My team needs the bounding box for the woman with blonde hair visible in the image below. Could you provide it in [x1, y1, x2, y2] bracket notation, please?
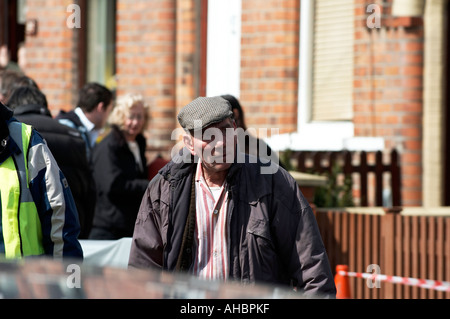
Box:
[89, 93, 151, 239]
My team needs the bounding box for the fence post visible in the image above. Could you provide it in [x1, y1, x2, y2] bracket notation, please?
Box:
[343, 151, 352, 175]
[390, 149, 401, 207]
[360, 151, 368, 206]
[291, 148, 401, 209]
[313, 152, 322, 173]
[381, 207, 402, 298]
[375, 151, 383, 206]
[297, 152, 306, 172]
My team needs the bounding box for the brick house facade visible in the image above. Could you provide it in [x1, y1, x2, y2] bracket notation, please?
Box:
[1, 0, 448, 207]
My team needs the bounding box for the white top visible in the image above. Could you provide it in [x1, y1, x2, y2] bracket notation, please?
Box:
[209, 186, 222, 202]
[128, 140, 143, 172]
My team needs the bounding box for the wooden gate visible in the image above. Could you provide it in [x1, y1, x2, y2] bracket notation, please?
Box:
[290, 149, 401, 207]
[315, 207, 450, 299]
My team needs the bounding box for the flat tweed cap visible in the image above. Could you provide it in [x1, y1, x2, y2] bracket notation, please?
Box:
[177, 96, 233, 131]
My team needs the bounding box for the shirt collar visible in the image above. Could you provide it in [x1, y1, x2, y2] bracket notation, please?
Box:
[194, 159, 227, 189]
[74, 107, 95, 132]
[195, 159, 204, 183]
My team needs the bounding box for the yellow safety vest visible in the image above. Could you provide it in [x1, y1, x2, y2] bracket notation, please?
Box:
[0, 121, 44, 258]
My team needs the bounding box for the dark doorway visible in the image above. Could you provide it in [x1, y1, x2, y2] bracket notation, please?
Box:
[1, 0, 25, 63]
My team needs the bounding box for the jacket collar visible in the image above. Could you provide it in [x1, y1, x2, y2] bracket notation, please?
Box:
[12, 104, 52, 117]
[0, 102, 13, 123]
[56, 109, 84, 128]
[0, 103, 13, 160]
[109, 124, 146, 149]
[0, 112, 20, 165]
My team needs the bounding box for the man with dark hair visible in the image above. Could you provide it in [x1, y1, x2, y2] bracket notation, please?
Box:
[56, 82, 114, 159]
[7, 85, 47, 108]
[0, 70, 21, 103]
[0, 70, 39, 104]
[7, 86, 96, 239]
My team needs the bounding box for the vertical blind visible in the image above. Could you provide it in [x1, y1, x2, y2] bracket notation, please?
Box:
[312, 0, 354, 121]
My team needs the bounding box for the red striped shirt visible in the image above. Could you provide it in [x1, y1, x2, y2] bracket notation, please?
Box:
[191, 162, 229, 280]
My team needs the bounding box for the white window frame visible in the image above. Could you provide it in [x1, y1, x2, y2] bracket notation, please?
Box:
[297, 0, 354, 150]
[206, 0, 241, 98]
[267, 0, 383, 152]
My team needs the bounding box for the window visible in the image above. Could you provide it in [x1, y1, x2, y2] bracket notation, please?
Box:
[311, 0, 354, 121]
[86, 0, 116, 89]
[267, 0, 384, 151]
[289, 0, 355, 150]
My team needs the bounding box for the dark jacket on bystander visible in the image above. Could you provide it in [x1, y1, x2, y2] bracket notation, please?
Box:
[90, 124, 149, 239]
[13, 103, 96, 239]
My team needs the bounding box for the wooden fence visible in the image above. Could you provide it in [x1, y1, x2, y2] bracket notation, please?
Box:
[289, 149, 401, 207]
[315, 207, 450, 299]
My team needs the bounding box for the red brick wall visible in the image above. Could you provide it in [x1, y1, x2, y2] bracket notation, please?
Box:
[116, 0, 177, 157]
[354, 0, 423, 206]
[22, 0, 199, 160]
[17, 0, 425, 206]
[174, 0, 201, 122]
[240, 0, 299, 135]
[116, 0, 201, 159]
[24, 0, 78, 114]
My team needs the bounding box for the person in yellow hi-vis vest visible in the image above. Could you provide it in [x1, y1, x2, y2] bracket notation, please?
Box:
[0, 102, 83, 259]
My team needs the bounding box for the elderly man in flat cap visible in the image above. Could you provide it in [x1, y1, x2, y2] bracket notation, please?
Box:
[128, 96, 336, 298]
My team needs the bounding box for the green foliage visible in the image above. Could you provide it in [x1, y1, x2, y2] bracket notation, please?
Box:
[312, 162, 354, 208]
[281, 150, 354, 208]
[280, 149, 294, 171]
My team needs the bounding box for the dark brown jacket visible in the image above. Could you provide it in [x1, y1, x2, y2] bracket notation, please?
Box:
[129, 149, 336, 297]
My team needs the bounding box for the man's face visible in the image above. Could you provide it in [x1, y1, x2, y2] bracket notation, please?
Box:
[184, 118, 237, 173]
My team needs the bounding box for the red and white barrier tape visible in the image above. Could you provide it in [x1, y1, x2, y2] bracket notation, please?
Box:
[338, 270, 450, 292]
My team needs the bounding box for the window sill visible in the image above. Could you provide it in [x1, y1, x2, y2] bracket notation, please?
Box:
[266, 122, 384, 152]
